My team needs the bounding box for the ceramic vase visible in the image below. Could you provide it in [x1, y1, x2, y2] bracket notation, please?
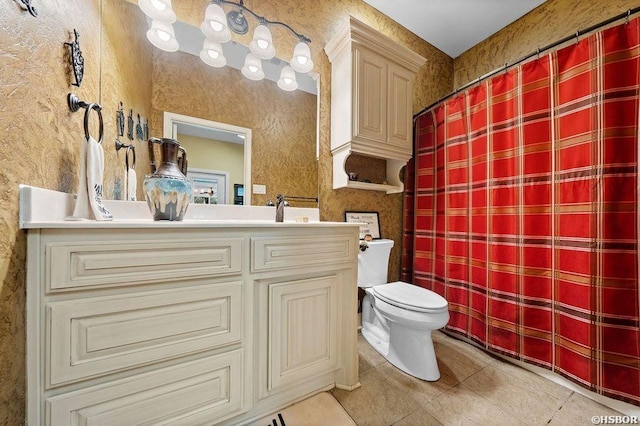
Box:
[143, 137, 192, 221]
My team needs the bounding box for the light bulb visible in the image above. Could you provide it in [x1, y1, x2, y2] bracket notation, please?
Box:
[157, 29, 170, 42]
[290, 42, 313, 73]
[249, 25, 275, 60]
[199, 38, 226, 68]
[242, 53, 264, 81]
[146, 19, 178, 52]
[201, 4, 231, 43]
[277, 66, 298, 91]
[139, 0, 176, 23]
[149, 0, 167, 11]
[210, 21, 223, 32]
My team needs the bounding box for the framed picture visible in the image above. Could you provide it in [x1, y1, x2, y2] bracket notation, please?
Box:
[344, 211, 381, 240]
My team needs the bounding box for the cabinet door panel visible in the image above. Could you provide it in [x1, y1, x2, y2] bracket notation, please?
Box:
[355, 47, 387, 142]
[47, 281, 242, 387]
[47, 350, 243, 426]
[387, 63, 413, 148]
[268, 275, 338, 392]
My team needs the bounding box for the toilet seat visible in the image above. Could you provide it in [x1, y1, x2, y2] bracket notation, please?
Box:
[371, 281, 448, 313]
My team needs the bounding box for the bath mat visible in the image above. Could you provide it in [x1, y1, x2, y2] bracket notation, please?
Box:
[248, 392, 356, 426]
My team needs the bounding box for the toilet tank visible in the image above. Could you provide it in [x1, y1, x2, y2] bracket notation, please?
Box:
[358, 239, 394, 288]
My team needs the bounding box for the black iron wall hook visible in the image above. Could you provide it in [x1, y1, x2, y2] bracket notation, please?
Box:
[68, 93, 104, 144]
[16, 0, 37, 17]
[64, 29, 84, 87]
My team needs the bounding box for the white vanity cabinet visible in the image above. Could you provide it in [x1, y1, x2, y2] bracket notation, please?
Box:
[325, 15, 426, 193]
[25, 223, 359, 425]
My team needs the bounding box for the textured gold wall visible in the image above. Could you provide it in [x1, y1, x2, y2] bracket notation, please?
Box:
[454, 0, 640, 88]
[0, 0, 451, 421]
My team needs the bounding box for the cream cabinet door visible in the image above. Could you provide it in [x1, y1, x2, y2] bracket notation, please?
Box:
[354, 47, 387, 143]
[387, 62, 414, 149]
[267, 275, 338, 392]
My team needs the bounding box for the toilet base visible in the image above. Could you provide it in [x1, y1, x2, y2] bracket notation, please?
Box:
[361, 293, 446, 382]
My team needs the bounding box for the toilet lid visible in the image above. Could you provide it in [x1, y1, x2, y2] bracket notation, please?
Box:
[372, 281, 448, 312]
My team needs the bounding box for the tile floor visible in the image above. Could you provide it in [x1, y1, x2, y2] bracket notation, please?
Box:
[331, 331, 624, 426]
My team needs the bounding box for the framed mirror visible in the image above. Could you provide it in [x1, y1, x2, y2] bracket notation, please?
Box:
[101, 0, 319, 206]
[163, 112, 252, 205]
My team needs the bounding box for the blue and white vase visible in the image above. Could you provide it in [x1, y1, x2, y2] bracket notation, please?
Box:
[144, 138, 192, 221]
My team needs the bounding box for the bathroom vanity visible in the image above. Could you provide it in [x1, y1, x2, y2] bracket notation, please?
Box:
[20, 186, 360, 425]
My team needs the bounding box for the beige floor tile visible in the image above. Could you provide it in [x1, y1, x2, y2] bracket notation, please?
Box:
[424, 384, 528, 426]
[332, 366, 420, 426]
[492, 357, 573, 402]
[433, 340, 494, 382]
[376, 361, 457, 405]
[359, 353, 374, 374]
[248, 392, 355, 426]
[392, 408, 443, 426]
[357, 333, 387, 367]
[548, 392, 624, 425]
[435, 332, 497, 366]
[461, 364, 567, 425]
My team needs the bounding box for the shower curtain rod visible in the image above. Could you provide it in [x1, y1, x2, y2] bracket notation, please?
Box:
[414, 6, 640, 120]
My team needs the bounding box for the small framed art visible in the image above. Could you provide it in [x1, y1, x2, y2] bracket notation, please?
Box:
[344, 211, 381, 240]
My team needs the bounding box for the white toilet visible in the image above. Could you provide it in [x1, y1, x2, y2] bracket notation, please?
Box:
[359, 239, 449, 381]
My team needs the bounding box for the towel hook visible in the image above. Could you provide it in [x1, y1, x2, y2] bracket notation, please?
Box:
[68, 93, 104, 144]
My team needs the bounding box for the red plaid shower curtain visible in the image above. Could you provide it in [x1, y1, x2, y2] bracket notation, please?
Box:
[405, 17, 640, 405]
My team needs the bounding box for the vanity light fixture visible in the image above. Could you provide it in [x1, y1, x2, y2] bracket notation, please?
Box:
[146, 19, 179, 52]
[277, 66, 298, 91]
[200, 0, 312, 85]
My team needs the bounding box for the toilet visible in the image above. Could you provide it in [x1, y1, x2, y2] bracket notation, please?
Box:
[359, 239, 449, 381]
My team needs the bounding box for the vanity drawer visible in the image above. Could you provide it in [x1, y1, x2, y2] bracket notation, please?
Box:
[45, 238, 243, 291]
[47, 349, 244, 426]
[251, 234, 356, 272]
[47, 281, 242, 388]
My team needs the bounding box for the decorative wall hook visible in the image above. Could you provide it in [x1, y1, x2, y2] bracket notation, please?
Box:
[127, 109, 134, 140]
[136, 114, 144, 140]
[64, 29, 84, 87]
[16, 0, 37, 17]
[116, 102, 125, 137]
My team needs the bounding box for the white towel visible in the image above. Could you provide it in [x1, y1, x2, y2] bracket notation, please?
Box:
[126, 167, 137, 201]
[71, 136, 113, 221]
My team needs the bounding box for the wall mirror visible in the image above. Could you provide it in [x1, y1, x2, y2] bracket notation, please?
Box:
[102, 0, 319, 207]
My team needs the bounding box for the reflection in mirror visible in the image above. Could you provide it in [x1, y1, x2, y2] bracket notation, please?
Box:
[163, 112, 252, 205]
[102, 1, 319, 206]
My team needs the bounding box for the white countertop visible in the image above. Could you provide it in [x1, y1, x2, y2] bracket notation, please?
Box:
[19, 185, 359, 230]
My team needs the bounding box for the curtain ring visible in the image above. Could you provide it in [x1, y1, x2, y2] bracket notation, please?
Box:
[536, 48, 540, 60]
[627, 9, 631, 25]
[575, 31, 580, 44]
[83, 103, 104, 144]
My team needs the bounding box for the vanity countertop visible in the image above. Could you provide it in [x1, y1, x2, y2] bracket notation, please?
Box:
[19, 185, 359, 230]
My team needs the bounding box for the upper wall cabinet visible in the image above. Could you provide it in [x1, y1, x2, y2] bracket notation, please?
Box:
[325, 16, 426, 193]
